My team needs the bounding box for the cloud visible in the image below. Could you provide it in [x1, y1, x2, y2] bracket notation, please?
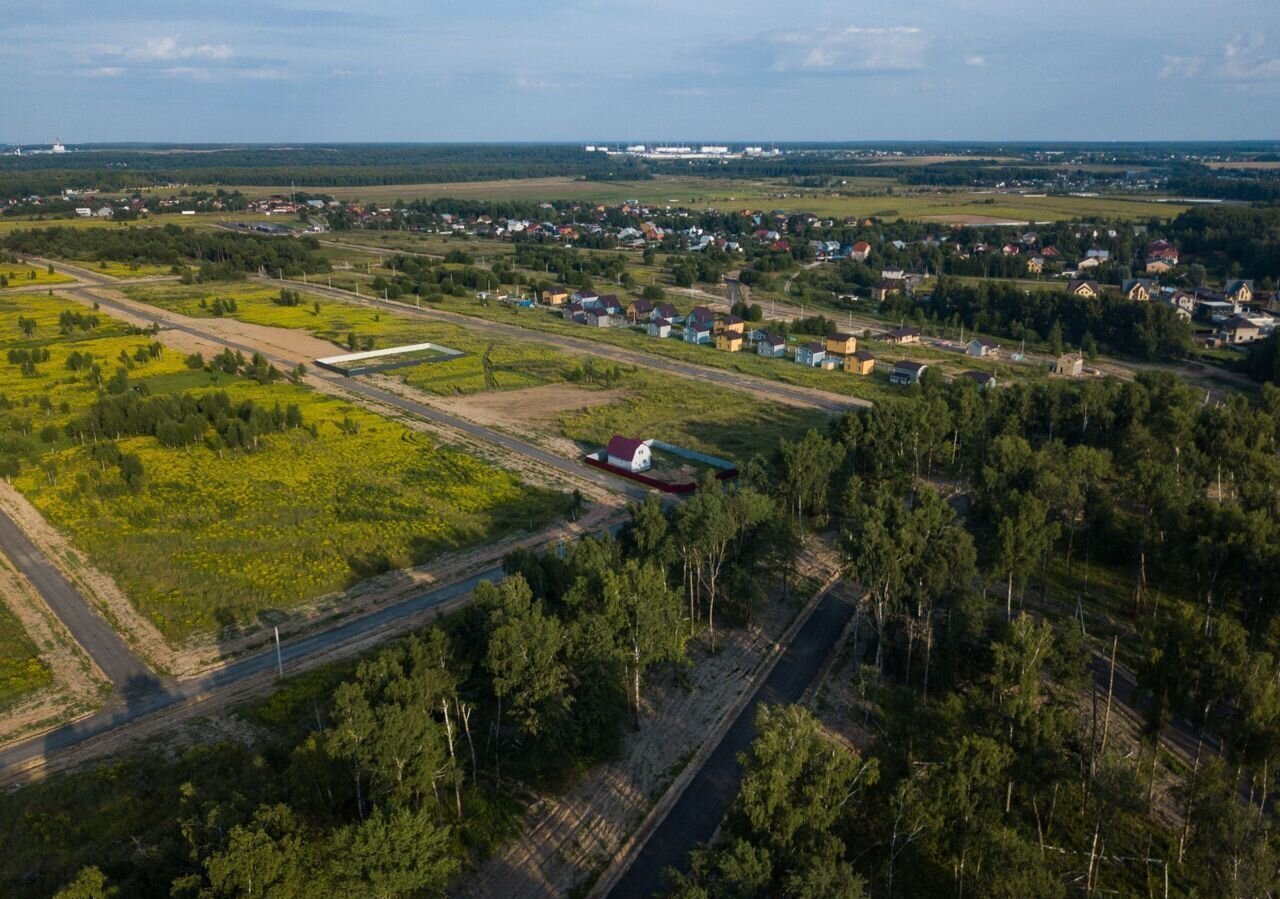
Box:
[160, 65, 287, 82]
[771, 25, 928, 73]
[965, 55, 987, 67]
[1221, 31, 1280, 81]
[665, 87, 709, 98]
[1159, 55, 1202, 79]
[80, 66, 126, 78]
[511, 75, 559, 91]
[130, 36, 233, 62]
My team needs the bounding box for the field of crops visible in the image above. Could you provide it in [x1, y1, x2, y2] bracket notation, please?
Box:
[0, 601, 51, 711]
[0, 293, 569, 643]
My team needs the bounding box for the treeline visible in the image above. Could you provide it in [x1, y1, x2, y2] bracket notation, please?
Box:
[672, 369, 1280, 897]
[1166, 204, 1280, 281]
[1, 225, 330, 279]
[69, 390, 304, 452]
[887, 275, 1194, 360]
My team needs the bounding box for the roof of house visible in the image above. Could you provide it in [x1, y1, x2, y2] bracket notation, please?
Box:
[656, 303, 678, 316]
[762, 333, 786, 346]
[801, 341, 825, 353]
[688, 306, 714, 322]
[606, 436, 647, 462]
[887, 327, 920, 339]
[893, 360, 927, 373]
[970, 337, 999, 349]
[959, 370, 994, 385]
[629, 298, 655, 312]
[852, 240, 872, 251]
[721, 315, 744, 326]
[852, 349, 876, 361]
[828, 331, 857, 342]
[1226, 279, 1255, 294]
[651, 318, 671, 328]
[1068, 279, 1100, 293]
[1122, 278, 1152, 293]
[686, 319, 711, 332]
[1221, 315, 1260, 331]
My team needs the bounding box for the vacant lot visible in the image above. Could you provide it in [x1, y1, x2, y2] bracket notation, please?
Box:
[0, 293, 569, 643]
[0, 267, 75, 289]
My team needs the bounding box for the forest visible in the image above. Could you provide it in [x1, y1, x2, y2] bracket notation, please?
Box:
[1, 225, 330, 279]
[5, 368, 1280, 897]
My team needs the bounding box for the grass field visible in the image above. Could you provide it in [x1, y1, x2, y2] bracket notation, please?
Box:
[0, 293, 570, 643]
[0, 267, 75, 289]
[0, 602, 52, 711]
[205, 176, 1187, 222]
[0, 212, 282, 236]
[84, 260, 177, 279]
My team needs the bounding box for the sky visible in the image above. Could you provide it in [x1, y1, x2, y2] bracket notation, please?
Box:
[4, 0, 1280, 143]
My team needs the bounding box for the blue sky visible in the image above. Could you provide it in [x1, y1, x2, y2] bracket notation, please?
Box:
[4, 0, 1280, 143]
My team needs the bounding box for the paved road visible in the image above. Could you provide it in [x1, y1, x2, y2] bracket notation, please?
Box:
[605, 587, 858, 899]
[266, 277, 866, 415]
[0, 511, 157, 690]
[0, 558, 502, 777]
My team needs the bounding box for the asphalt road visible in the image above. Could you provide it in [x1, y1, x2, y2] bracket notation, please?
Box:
[605, 587, 857, 899]
[268, 277, 866, 415]
[0, 510, 157, 690]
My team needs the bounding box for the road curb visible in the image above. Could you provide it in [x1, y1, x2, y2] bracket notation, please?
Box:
[586, 569, 842, 899]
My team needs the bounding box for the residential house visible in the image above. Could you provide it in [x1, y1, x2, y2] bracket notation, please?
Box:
[967, 337, 999, 358]
[957, 370, 996, 391]
[606, 436, 651, 473]
[757, 333, 787, 357]
[1086, 247, 1110, 261]
[1051, 353, 1085, 377]
[586, 309, 611, 328]
[794, 342, 826, 367]
[1067, 279, 1101, 299]
[716, 331, 744, 352]
[1002, 243, 1021, 256]
[1076, 256, 1102, 271]
[889, 360, 928, 386]
[684, 319, 712, 345]
[597, 294, 624, 316]
[1026, 256, 1045, 275]
[1122, 278, 1153, 303]
[626, 298, 655, 322]
[850, 240, 872, 262]
[654, 302, 681, 323]
[872, 279, 899, 302]
[825, 332, 858, 356]
[1225, 280, 1255, 305]
[717, 315, 745, 336]
[648, 318, 672, 339]
[687, 306, 715, 330]
[541, 287, 569, 306]
[1217, 315, 1261, 345]
[881, 267, 906, 281]
[884, 327, 921, 345]
[846, 350, 876, 375]
[562, 302, 586, 323]
[1145, 258, 1176, 275]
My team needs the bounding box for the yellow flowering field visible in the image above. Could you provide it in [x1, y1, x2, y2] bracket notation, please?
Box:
[0, 267, 75, 289]
[0, 293, 569, 643]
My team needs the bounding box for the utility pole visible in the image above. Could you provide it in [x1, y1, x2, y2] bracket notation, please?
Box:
[274, 626, 284, 680]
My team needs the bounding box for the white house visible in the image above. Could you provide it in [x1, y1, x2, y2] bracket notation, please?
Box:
[606, 436, 651, 472]
[648, 318, 672, 339]
[757, 333, 787, 357]
[967, 338, 999, 358]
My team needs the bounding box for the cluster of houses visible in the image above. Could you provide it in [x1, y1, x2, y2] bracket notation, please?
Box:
[1064, 274, 1273, 345]
[541, 287, 1002, 389]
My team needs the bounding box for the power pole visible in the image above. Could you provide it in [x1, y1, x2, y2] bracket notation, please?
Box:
[274, 626, 284, 680]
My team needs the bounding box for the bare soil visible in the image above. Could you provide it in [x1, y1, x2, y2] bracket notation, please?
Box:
[0, 556, 107, 748]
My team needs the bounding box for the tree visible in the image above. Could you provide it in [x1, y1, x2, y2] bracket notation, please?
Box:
[53, 868, 119, 899]
[198, 804, 308, 899]
[778, 428, 845, 526]
[484, 575, 571, 769]
[993, 492, 1058, 621]
[325, 805, 458, 899]
[603, 561, 687, 726]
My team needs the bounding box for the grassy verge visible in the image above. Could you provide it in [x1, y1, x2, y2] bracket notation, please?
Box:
[0, 602, 52, 710]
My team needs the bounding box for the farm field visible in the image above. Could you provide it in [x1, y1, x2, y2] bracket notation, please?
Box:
[0, 292, 570, 643]
[0, 601, 51, 711]
[209, 175, 1185, 222]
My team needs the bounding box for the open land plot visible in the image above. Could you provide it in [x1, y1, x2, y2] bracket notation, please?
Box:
[0, 267, 75, 289]
[122, 282, 583, 395]
[0, 292, 570, 644]
[120, 281, 833, 461]
[0, 212, 283, 236]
